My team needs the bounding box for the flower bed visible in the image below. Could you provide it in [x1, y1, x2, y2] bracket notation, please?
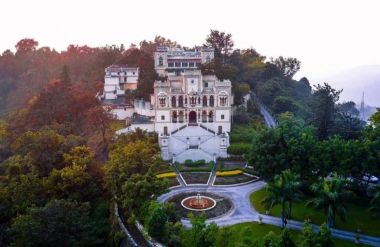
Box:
[216, 169, 243, 177]
[156, 172, 177, 179]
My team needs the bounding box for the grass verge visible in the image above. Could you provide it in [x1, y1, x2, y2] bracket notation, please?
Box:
[250, 188, 380, 237]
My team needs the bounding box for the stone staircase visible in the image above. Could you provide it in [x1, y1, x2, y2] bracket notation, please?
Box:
[169, 125, 221, 162]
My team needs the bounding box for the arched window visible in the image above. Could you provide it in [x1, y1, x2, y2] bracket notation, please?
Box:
[202, 96, 207, 106]
[159, 96, 166, 107]
[190, 97, 196, 105]
[158, 56, 163, 66]
[178, 95, 183, 107]
[219, 96, 228, 106]
[184, 97, 187, 105]
[178, 111, 184, 123]
[198, 97, 201, 104]
[172, 111, 177, 123]
[171, 96, 176, 107]
[208, 111, 213, 122]
[206, 55, 211, 63]
[209, 95, 214, 107]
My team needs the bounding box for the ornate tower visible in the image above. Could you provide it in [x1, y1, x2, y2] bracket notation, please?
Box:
[360, 92, 365, 121]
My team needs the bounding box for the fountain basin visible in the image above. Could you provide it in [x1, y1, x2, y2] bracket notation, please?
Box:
[181, 194, 216, 211]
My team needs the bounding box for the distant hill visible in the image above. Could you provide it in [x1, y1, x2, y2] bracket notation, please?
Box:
[316, 65, 380, 107]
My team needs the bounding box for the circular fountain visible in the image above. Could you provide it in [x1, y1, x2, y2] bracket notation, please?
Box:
[181, 193, 216, 211]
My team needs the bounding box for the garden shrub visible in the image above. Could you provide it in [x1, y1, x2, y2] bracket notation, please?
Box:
[156, 172, 177, 179]
[228, 142, 251, 155]
[183, 159, 205, 167]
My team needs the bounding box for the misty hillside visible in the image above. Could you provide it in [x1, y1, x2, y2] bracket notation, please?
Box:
[319, 64, 380, 107]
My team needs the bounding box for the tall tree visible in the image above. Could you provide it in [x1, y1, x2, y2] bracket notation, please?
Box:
[137, 51, 157, 100]
[15, 38, 38, 55]
[271, 56, 301, 78]
[262, 170, 302, 227]
[11, 130, 66, 177]
[205, 30, 234, 63]
[309, 83, 342, 139]
[337, 101, 360, 117]
[10, 199, 100, 247]
[307, 174, 352, 228]
[60, 65, 71, 86]
[85, 106, 112, 146]
[180, 214, 218, 247]
[248, 127, 290, 180]
[369, 108, 380, 126]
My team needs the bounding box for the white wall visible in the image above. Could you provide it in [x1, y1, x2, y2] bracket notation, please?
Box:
[116, 123, 155, 135]
[105, 77, 119, 85]
[186, 77, 200, 92]
[216, 109, 230, 122]
[155, 110, 171, 123]
[112, 108, 134, 120]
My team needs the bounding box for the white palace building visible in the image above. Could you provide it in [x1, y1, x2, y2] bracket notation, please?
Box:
[114, 46, 233, 162]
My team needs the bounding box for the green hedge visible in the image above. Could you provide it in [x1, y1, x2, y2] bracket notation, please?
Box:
[227, 142, 251, 155]
[175, 160, 215, 172]
[230, 125, 256, 143]
[183, 159, 209, 167]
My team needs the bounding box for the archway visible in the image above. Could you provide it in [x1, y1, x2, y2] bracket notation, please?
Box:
[189, 111, 197, 123]
[178, 111, 184, 123]
[202, 110, 207, 122]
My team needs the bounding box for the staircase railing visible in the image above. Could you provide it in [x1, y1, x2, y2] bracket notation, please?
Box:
[199, 124, 215, 134]
[171, 124, 187, 135]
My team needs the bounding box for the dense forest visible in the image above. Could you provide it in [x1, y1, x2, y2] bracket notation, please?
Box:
[0, 31, 379, 246]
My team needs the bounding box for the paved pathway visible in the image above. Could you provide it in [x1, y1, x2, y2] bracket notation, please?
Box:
[158, 181, 380, 247]
[207, 162, 217, 186]
[250, 91, 277, 128]
[172, 163, 187, 186]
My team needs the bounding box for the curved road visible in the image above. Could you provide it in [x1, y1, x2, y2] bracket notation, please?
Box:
[158, 182, 380, 247]
[259, 104, 277, 128]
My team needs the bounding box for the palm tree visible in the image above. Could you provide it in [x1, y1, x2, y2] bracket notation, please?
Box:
[307, 173, 352, 228]
[262, 169, 302, 227]
[369, 186, 380, 218]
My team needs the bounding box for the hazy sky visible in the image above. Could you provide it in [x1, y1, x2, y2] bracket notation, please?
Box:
[1, 0, 380, 82]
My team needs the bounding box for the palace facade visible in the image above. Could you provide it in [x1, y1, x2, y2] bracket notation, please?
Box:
[151, 47, 232, 162]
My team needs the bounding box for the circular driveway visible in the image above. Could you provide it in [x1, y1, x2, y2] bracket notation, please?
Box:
[157, 181, 267, 227]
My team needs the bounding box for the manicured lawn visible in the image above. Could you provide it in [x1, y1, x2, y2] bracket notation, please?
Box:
[214, 174, 258, 185]
[176, 162, 214, 172]
[217, 161, 246, 171]
[222, 222, 366, 247]
[250, 188, 380, 237]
